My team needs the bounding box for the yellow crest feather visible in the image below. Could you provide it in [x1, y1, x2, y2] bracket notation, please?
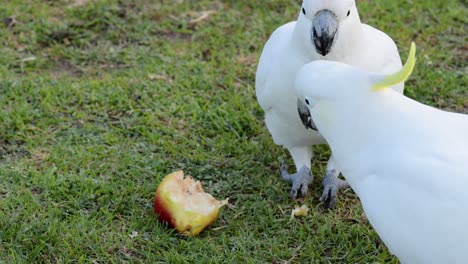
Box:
[372, 42, 416, 91]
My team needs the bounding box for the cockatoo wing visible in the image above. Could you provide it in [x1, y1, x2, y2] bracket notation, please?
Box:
[256, 22, 296, 111]
[360, 24, 404, 93]
[358, 161, 468, 264]
[355, 111, 468, 264]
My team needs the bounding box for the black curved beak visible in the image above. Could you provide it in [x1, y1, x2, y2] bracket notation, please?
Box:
[312, 10, 338, 56]
[297, 98, 317, 131]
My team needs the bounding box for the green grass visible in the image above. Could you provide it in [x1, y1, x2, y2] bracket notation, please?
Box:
[0, 0, 466, 262]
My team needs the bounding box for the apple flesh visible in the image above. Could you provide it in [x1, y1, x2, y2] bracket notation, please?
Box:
[154, 171, 228, 236]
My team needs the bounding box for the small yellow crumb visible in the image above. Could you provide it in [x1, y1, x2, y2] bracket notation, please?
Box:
[290, 205, 309, 220]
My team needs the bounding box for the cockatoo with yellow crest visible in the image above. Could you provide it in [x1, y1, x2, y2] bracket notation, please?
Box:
[256, 0, 403, 203]
[295, 43, 468, 264]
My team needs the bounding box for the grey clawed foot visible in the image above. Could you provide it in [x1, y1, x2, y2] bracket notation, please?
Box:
[319, 169, 350, 207]
[280, 160, 313, 199]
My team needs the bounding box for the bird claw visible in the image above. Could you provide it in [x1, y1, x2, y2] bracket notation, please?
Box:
[280, 160, 313, 199]
[319, 170, 349, 207]
[290, 176, 311, 199]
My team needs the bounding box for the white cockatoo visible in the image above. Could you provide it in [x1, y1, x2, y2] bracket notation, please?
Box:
[256, 0, 404, 202]
[295, 43, 468, 264]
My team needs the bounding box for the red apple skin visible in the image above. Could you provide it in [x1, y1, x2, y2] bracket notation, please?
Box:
[153, 171, 181, 229]
[153, 191, 177, 228]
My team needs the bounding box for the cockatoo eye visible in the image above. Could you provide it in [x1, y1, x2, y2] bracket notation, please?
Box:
[347, 10, 351, 17]
[302, 7, 306, 15]
[304, 97, 316, 108]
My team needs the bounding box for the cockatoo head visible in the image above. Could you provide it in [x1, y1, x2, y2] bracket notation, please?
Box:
[297, 0, 359, 57]
[296, 42, 416, 131]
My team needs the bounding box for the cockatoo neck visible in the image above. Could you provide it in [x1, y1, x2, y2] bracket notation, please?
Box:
[291, 19, 317, 60]
[331, 15, 363, 59]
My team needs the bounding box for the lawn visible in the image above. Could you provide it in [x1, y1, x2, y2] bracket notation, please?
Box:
[0, 0, 466, 263]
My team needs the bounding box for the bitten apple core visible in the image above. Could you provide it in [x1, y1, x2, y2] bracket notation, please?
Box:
[154, 171, 228, 236]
